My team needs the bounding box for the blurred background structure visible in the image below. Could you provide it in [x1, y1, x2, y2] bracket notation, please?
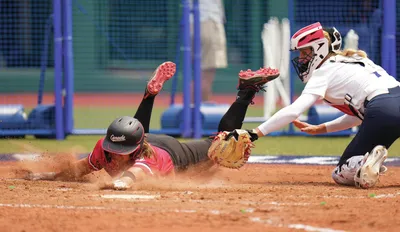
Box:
[0, 0, 396, 139]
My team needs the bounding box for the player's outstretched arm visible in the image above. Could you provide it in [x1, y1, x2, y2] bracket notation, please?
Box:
[292, 120, 327, 135]
[254, 93, 320, 137]
[293, 114, 361, 135]
[26, 157, 94, 181]
[323, 114, 362, 133]
[55, 157, 94, 180]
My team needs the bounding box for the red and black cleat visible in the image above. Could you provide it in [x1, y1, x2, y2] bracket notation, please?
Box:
[144, 61, 176, 99]
[237, 67, 280, 91]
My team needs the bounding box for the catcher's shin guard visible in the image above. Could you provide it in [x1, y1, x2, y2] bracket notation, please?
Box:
[144, 61, 176, 99]
[354, 145, 388, 189]
[237, 67, 280, 91]
[332, 155, 364, 186]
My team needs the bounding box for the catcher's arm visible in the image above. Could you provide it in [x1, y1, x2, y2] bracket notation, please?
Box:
[26, 157, 93, 181]
[292, 119, 327, 135]
[293, 115, 361, 135]
[255, 93, 319, 136]
[323, 114, 361, 133]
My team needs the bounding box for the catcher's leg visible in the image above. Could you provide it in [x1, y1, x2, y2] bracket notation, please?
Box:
[353, 93, 400, 188]
[332, 146, 388, 187]
[134, 61, 176, 133]
[218, 67, 280, 132]
[354, 145, 388, 188]
[332, 115, 396, 188]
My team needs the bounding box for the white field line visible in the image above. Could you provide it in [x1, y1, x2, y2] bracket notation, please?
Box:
[0, 202, 222, 217]
[88, 192, 315, 206]
[250, 217, 346, 232]
[100, 194, 160, 200]
[374, 192, 400, 198]
[0, 202, 199, 213]
[288, 223, 346, 232]
[187, 199, 313, 206]
[291, 192, 400, 199]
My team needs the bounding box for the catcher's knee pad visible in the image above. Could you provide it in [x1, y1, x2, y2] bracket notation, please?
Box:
[331, 155, 364, 186]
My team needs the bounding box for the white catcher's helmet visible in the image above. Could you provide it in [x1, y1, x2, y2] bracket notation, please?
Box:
[290, 22, 329, 83]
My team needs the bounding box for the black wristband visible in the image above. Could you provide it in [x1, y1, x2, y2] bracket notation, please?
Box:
[121, 171, 136, 182]
[246, 129, 259, 142]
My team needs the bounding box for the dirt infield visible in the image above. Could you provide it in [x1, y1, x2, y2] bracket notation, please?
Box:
[0, 162, 399, 232]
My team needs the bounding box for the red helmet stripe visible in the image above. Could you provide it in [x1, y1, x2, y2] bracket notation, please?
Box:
[292, 22, 322, 39]
[297, 30, 324, 47]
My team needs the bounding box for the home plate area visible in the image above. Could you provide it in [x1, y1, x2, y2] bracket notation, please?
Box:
[0, 154, 399, 232]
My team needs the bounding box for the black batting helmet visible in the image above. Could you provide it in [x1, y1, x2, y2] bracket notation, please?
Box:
[102, 116, 145, 157]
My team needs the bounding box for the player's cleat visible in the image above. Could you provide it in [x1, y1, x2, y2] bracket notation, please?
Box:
[144, 61, 176, 99]
[237, 67, 280, 91]
[354, 145, 388, 189]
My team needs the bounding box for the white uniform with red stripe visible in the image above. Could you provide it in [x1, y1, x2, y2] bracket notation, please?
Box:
[304, 55, 399, 116]
[257, 55, 400, 135]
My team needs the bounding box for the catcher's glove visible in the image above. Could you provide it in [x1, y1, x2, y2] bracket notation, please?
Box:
[208, 129, 255, 169]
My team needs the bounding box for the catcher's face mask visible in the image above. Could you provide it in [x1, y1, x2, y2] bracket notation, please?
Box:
[290, 22, 330, 83]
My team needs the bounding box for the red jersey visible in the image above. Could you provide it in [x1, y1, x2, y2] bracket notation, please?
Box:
[132, 146, 175, 177]
[87, 138, 175, 177]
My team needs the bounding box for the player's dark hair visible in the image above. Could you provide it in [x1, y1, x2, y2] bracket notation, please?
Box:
[138, 140, 154, 159]
[104, 151, 112, 163]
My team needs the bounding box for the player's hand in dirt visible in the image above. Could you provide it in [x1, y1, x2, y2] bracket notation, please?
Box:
[113, 176, 136, 190]
[292, 120, 327, 135]
[101, 177, 134, 191]
[112, 179, 130, 190]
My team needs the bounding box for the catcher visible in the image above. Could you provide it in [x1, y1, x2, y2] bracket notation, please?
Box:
[27, 61, 280, 190]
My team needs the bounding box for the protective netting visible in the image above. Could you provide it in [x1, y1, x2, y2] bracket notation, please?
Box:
[0, 0, 54, 93]
[294, 0, 382, 64]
